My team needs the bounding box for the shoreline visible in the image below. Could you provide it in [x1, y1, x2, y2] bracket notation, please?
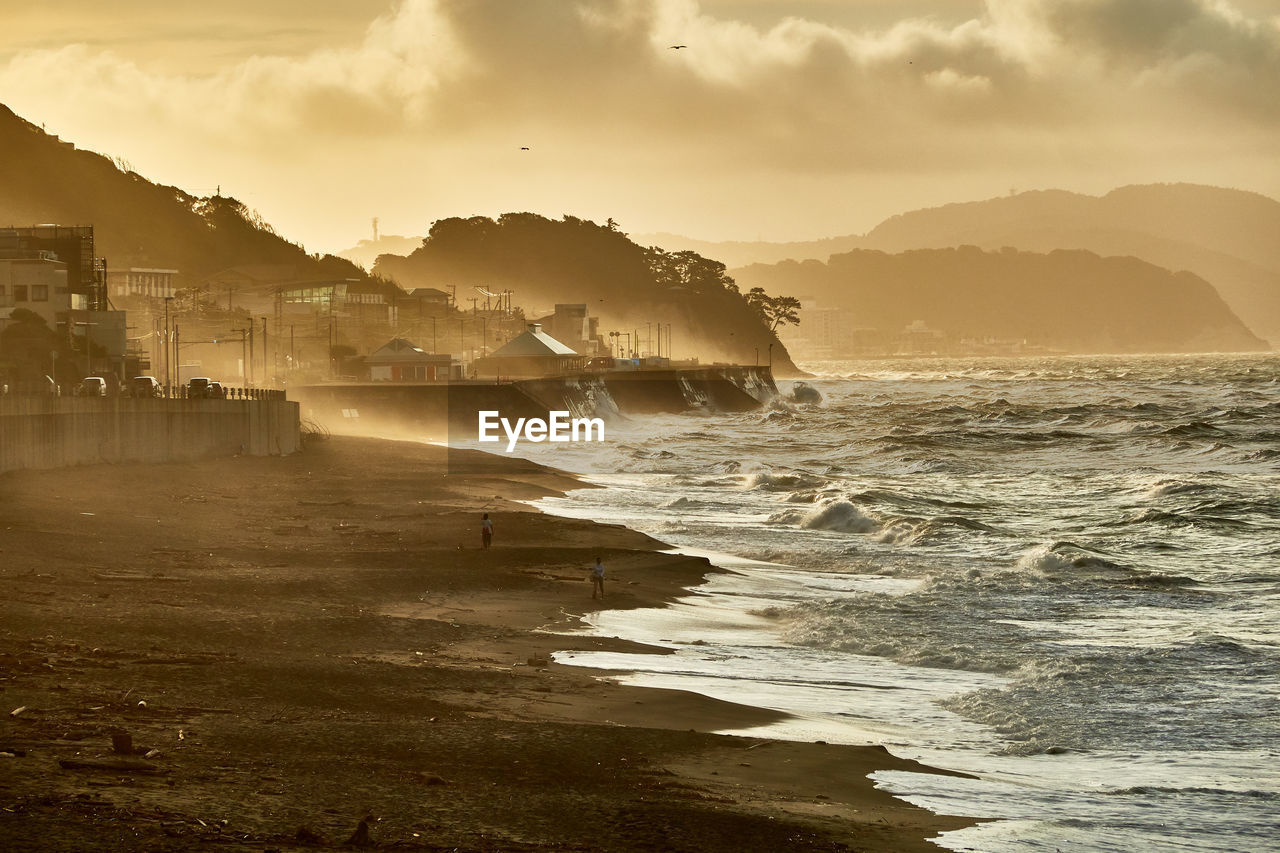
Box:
[0, 434, 976, 851]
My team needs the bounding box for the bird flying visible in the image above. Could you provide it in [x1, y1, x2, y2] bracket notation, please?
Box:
[669, 45, 687, 49]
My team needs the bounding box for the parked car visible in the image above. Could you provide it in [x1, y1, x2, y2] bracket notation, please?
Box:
[207, 381, 226, 399]
[131, 376, 162, 398]
[186, 377, 212, 399]
[79, 377, 107, 397]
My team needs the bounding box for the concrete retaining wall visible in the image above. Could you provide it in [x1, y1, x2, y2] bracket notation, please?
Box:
[0, 398, 300, 474]
[293, 382, 546, 441]
[603, 366, 777, 413]
[292, 366, 778, 442]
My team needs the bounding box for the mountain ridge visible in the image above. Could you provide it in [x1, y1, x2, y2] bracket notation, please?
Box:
[732, 244, 1266, 356]
[637, 183, 1280, 343]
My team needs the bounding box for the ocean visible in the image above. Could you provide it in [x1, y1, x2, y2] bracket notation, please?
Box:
[465, 353, 1280, 852]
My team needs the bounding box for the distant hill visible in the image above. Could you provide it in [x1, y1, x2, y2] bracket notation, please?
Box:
[0, 103, 367, 287]
[635, 232, 866, 268]
[645, 184, 1280, 345]
[336, 234, 424, 271]
[374, 213, 801, 373]
[860, 185, 1280, 344]
[732, 246, 1266, 355]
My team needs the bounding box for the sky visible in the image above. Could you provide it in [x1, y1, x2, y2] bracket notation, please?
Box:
[2, 0, 1279, 254]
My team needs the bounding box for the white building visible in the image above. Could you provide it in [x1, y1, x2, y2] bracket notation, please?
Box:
[777, 301, 852, 359]
[0, 254, 69, 329]
[107, 267, 178, 300]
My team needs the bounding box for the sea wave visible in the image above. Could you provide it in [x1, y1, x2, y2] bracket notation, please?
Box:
[743, 469, 826, 491]
[799, 499, 881, 533]
[1015, 541, 1129, 576]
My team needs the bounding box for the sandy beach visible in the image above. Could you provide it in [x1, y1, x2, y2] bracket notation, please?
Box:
[0, 435, 973, 851]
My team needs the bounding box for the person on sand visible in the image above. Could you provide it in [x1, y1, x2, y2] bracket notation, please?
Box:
[481, 513, 493, 549]
[590, 556, 605, 600]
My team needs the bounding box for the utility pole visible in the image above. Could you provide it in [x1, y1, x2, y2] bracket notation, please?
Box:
[163, 296, 173, 395]
[261, 317, 268, 386]
[248, 322, 255, 386]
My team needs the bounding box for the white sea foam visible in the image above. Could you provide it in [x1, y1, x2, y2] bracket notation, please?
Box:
[800, 499, 881, 533]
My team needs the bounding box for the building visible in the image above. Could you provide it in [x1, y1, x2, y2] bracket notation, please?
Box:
[897, 319, 947, 354]
[0, 253, 68, 329]
[776, 302, 851, 359]
[533, 303, 602, 355]
[364, 337, 460, 381]
[472, 323, 586, 378]
[277, 279, 398, 325]
[0, 226, 130, 379]
[66, 308, 129, 377]
[0, 225, 105, 310]
[408, 287, 451, 310]
[107, 267, 178, 301]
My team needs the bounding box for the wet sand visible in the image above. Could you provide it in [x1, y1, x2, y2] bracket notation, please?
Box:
[0, 435, 974, 851]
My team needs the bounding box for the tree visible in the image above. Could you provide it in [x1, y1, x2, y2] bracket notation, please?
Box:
[745, 288, 802, 331]
[645, 249, 738, 294]
[0, 308, 76, 388]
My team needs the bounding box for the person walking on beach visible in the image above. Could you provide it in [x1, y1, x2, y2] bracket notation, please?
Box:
[590, 556, 605, 600]
[481, 513, 493, 549]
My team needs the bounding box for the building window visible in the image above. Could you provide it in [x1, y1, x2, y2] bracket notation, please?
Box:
[31, 284, 48, 301]
[14, 285, 27, 302]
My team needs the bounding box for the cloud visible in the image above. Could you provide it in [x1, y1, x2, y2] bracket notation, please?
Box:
[1033, 0, 1280, 117]
[6, 0, 1279, 150]
[1, 0, 1277, 245]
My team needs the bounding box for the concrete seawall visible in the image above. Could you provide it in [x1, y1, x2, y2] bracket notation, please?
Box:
[0, 398, 300, 474]
[292, 366, 777, 441]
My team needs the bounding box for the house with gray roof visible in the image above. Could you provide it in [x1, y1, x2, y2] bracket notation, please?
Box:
[473, 323, 586, 378]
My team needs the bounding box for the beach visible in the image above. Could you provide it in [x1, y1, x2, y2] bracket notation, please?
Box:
[0, 434, 971, 852]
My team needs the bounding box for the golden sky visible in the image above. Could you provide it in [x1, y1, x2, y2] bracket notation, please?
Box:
[3, 0, 1279, 253]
